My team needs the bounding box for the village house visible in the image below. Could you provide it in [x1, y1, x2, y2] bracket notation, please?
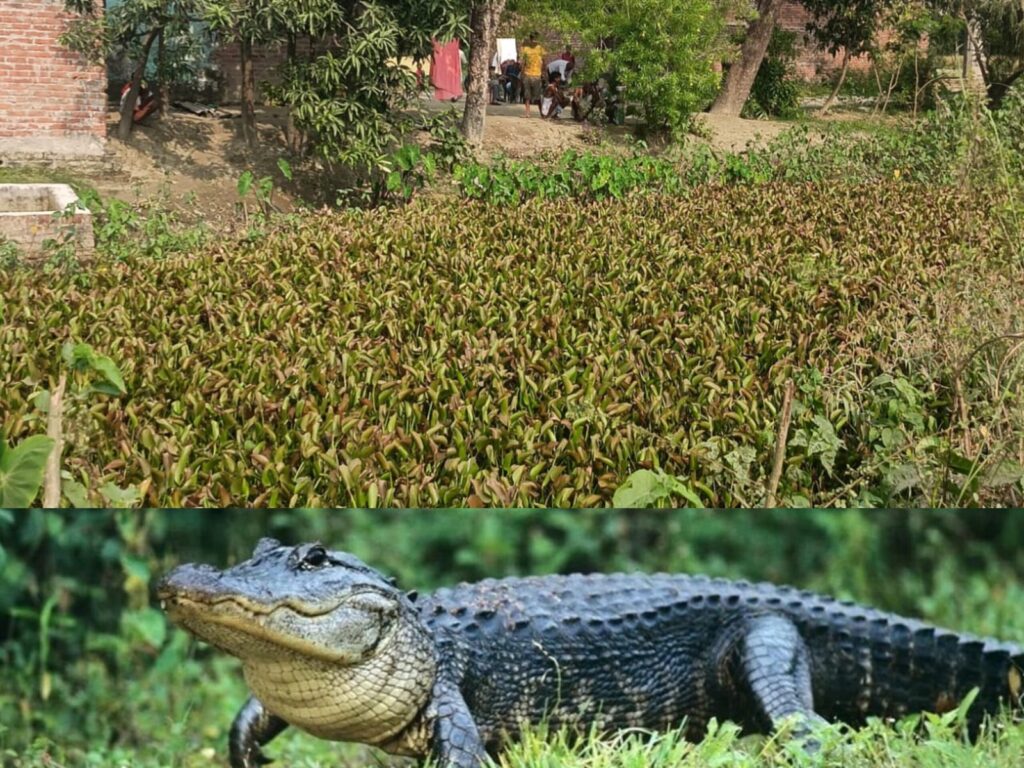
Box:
[1, 0, 883, 166]
[0, 0, 107, 166]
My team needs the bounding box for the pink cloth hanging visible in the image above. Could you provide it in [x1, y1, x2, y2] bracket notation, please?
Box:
[431, 38, 463, 101]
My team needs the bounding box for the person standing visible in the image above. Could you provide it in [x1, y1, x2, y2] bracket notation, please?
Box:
[561, 45, 576, 71]
[519, 33, 545, 117]
[503, 59, 522, 103]
[562, 46, 576, 84]
[489, 66, 503, 104]
[460, 44, 469, 95]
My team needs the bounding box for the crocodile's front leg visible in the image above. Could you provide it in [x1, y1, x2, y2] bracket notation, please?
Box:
[429, 679, 487, 768]
[229, 696, 288, 768]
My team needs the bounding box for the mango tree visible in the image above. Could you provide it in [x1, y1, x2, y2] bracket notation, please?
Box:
[62, 0, 206, 141]
[802, 0, 888, 115]
[710, 0, 786, 115]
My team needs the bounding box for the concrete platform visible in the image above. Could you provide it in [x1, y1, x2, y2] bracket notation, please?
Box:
[0, 183, 94, 263]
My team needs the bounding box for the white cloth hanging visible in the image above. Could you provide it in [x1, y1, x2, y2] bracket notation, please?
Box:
[492, 38, 518, 68]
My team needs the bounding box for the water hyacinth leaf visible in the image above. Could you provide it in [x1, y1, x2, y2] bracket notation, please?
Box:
[62, 479, 91, 508]
[89, 381, 125, 397]
[613, 469, 702, 508]
[100, 482, 141, 508]
[0, 436, 55, 508]
[62, 341, 96, 371]
[31, 390, 50, 414]
[59, 341, 126, 393]
[90, 356, 127, 394]
[0, 182, 1016, 507]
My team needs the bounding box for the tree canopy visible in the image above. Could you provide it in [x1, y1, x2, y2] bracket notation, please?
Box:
[513, 0, 734, 133]
[64, 0, 467, 168]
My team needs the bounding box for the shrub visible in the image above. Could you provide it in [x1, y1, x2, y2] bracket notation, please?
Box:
[574, 0, 726, 136]
[744, 29, 801, 119]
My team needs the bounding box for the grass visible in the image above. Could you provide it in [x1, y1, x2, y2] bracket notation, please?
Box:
[794, 113, 914, 137]
[3, 642, 1023, 768]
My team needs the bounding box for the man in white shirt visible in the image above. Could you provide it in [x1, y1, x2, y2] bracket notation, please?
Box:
[546, 57, 572, 86]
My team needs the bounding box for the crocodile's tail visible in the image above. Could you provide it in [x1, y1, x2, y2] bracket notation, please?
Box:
[925, 633, 1024, 736]
[803, 610, 1024, 735]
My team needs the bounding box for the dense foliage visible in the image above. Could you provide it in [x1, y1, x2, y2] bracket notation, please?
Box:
[570, 0, 728, 135]
[461, 91, 1024, 193]
[2, 509, 1024, 765]
[513, 0, 732, 128]
[63, 0, 465, 168]
[245, 0, 466, 170]
[802, 0, 886, 62]
[1, 181, 1021, 507]
[927, 0, 1024, 105]
[744, 29, 801, 118]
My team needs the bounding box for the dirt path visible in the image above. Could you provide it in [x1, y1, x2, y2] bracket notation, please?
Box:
[93, 108, 283, 223]
[693, 113, 790, 151]
[429, 101, 791, 156]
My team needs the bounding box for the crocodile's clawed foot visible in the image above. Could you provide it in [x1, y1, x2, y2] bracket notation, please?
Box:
[233, 745, 274, 768]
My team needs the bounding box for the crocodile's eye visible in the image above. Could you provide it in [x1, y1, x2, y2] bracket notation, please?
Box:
[301, 545, 329, 569]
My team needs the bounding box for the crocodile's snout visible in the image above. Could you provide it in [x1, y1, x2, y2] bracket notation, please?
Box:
[156, 562, 230, 609]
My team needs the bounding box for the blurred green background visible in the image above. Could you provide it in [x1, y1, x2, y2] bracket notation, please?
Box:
[1, 509, 1023, 766]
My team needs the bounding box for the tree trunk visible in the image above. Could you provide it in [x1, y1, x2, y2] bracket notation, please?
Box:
[157, 27, 169, 118]
[710, 0, 784, 116]
[240, 36, 257, 148]
[963, 15, 990, 88]
[460, 0, 506, 147]
[818, 51, 850, 116]
[285, 33, 300, 155]
[118, 27, 160, 142]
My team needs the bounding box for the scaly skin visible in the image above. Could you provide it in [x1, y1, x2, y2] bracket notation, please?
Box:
[158, 539, 1024, 768]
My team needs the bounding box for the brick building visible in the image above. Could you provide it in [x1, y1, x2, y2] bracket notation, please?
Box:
[211, 38, 321, 104]
[775, 2, 878, 80]
[0, 0, 107, 166]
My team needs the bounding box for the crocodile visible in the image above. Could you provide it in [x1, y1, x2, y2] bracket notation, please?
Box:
[157, 539, 1024, 768]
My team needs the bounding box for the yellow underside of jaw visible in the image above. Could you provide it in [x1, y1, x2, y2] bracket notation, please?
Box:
[167, 595, 360, 663]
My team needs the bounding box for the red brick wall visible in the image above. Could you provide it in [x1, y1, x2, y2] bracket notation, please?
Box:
[213, 39, 321, 104]
[777, 1, 885, 81]
[0, 0, 107, 147]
